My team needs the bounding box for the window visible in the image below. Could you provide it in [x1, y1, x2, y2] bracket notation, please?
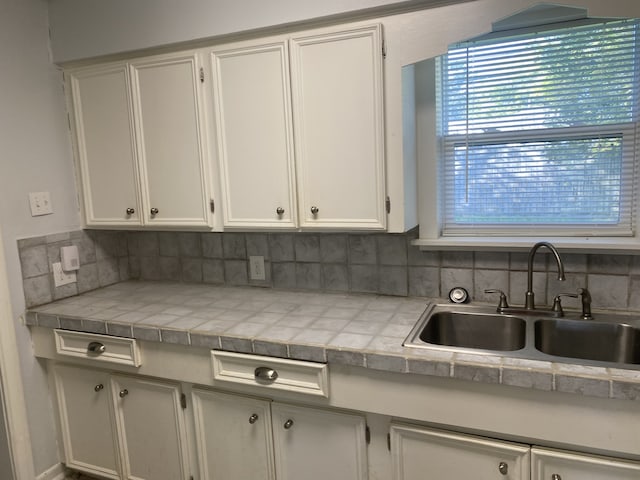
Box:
[437, 19, 640, 237]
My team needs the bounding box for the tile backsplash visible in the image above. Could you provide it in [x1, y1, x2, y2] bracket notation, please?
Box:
[17, 228, 640, 312]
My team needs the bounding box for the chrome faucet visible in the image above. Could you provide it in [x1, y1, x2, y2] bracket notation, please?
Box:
[525, 241, 565, 310]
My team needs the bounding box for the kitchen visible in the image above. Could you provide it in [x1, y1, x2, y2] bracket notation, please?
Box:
[2, 0, 640, 479]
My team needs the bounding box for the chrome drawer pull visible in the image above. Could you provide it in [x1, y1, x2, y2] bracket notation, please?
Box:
[87, 342, 106, 354]
[254, 366, 278, 383]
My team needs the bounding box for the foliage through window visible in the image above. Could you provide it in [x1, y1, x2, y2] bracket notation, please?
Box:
[437, 19, 640, 236]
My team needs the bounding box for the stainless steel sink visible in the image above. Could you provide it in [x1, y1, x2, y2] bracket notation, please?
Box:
[419, 311, 526, 351]
[535, 319, 640, 364]
[403, 303, 640, 369]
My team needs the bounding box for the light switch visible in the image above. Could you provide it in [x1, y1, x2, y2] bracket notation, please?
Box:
[29, 192, 53, 216]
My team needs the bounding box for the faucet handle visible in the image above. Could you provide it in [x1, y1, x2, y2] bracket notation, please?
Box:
[484, 289, 509, 312]
[551, 293, 578, 316]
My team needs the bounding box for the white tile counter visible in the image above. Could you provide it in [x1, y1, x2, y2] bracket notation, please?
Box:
[26, 280, 640, 402]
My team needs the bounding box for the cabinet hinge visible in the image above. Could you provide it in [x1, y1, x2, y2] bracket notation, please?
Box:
[382, 39, 387, 59]
[210, 199, 215, 213]
[365, 425, 371, 444]
[199, 67, 205, 83]
[180, 393, 187, 409]
[387, 433, 391, 451]
[385, 196, 391, 214]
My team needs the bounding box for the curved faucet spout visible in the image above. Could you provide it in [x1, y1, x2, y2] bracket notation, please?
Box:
[525, 242, 565, 310]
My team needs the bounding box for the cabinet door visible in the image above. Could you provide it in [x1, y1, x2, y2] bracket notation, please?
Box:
[192, 389, 275, 480]
[211, 40, 297, 228]
[130, 53, 212, 228]
[67, 64, 142, 227]
[290, 24, 386, 230]
[111, 375, 190, 480]
[532, 447, 640, 480]
[272, 403, 368, 480]
[53, 364, 120, 479]
[390, 424, 530, 480]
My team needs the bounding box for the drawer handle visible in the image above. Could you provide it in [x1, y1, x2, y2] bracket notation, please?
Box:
[249, 414, 259, 424]
[94, 384, 104, 392]
[119, 389, 129, 398]
[283, 419, 294, 429]
[551, 475, 562, 480]
[87, 342, 106, 354]
[498, 462, 508, 475]
[254, 366, 278, 383]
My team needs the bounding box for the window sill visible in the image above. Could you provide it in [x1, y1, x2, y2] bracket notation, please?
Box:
[412, 236, 640, 254]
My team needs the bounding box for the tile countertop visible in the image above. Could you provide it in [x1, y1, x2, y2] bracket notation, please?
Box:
[25, 280, 640, 402]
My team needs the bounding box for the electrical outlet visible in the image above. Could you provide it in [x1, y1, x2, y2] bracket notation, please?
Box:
[249, 256, 266, 281]
[52, 262, 76, 287]
[29, 191, 53, 216]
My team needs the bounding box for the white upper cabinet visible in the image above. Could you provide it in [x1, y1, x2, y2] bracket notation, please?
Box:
[130, 53, 212, 228]
[290, 24, 386, 230]
[67, 52, 214, 229]
[211, 39, 298, 229]
[67, 64, 142, 227]
[209, 23, 386, 230]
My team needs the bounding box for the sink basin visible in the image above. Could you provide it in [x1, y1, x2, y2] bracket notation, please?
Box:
[535, 319, 640, 364]
[417, 311, 526, 351]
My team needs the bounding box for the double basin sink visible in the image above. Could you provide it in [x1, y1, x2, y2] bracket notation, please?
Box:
[403, 304, 640, 369]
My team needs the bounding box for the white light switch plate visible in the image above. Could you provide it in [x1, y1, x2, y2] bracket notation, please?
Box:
[29, 191, 53, 216]
[52, 262, 76, 287]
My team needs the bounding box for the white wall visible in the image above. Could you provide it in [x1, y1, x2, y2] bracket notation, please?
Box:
[0, 0, 81, 475]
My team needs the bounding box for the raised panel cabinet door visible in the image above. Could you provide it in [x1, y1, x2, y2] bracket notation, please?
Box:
[53, 364, 120, 479]
[271, 403, 368, 480]
[67, 64, 142, 226]
[111, 375, 190, 480]
[532, 447, 640, 480]
[192, 388, 275, 480]
[130, 53, 212, 228]
[290, 24, 386, 230]
[390, 424, 530, 480]
[211, 40, 297, 228]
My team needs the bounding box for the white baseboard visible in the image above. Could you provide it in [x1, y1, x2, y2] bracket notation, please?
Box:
[36, 462, 66, 480]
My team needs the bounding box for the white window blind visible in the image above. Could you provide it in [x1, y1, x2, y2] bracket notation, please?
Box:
[437, 19, 640, 237]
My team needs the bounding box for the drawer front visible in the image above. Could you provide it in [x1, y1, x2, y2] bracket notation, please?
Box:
[54, 329, 141, 367]
[211, 351, 328, 397]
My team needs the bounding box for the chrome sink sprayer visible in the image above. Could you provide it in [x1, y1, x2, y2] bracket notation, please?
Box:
[525, 241, 565, 310]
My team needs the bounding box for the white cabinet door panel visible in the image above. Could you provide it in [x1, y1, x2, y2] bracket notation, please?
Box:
[68, 65, 141, 226]
[272, 403, 368, 480]
[390, 424, 530, 480]
[131, 54, 211, 227]
[212, 41, 297, 228]
[112, 375, 189, 480]
[290, 25, 386, 230]
[532, 447, 640, 480]
[192, 389, 275, 480]
[53, 364, 120, 479]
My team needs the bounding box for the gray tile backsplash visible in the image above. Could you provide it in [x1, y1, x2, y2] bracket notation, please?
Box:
[17, 228, 640, 313]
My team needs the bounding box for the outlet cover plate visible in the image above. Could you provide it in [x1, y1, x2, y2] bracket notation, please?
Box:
[52, 262, 76, 287]
[249, 256, 266, 281]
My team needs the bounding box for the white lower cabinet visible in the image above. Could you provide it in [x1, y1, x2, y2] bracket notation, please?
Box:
[192, 388, 368, 480]
[390, 424, 530, 480]
[53, 364, 190, 480]
[531, 447, 640, 480]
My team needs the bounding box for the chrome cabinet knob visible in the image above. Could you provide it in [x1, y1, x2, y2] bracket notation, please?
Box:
[498, 462, 508, 475]
[87, 342, 106, 354]
[283, 419, 294, 429]
[310, 206, 319, 215]
[254, 366, 278, 383]
[94, 384, 104, 392]
[119, 389, 129, 398]
[126, 207, 135, 215]
[249, 414, 259, 424]
[276, 207, 285, 215]
[150, 207, 159, 215]
[551, 475, 562, 480]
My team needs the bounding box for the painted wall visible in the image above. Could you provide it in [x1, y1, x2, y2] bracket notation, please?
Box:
[0, 0, 81, 475]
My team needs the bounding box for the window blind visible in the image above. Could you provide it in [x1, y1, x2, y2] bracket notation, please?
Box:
[437, 19, 640, 237]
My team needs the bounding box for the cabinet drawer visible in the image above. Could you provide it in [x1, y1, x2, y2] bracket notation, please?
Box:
[211, 351, 328, 397]
[54, 329, 141, 367]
